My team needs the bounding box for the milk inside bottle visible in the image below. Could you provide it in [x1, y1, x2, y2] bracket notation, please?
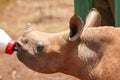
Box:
[0, 29, 17, 55]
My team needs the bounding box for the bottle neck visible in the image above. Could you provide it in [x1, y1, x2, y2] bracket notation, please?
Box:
[5, 40, 17, 55]
[12, 46, 17, 51]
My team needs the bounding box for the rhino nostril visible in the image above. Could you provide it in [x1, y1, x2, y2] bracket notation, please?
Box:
[16, 42, 22, 48]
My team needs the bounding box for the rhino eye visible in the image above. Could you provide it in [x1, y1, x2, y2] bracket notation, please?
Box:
[36, 41, 45, 53]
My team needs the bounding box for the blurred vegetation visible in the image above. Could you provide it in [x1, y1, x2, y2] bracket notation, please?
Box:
[0, 0, 16, 11]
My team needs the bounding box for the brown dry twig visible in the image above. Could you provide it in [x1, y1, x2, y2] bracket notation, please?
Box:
[0, 75, 2, 80]
[12, 68, 17, 80]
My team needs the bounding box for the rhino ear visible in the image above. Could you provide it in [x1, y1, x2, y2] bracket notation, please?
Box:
[69, 15, 83, 41]
[84, 8, 101, 27]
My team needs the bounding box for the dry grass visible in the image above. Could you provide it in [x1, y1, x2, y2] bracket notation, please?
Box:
[0, 0, 74, 39]
[0, 0, 16, 11]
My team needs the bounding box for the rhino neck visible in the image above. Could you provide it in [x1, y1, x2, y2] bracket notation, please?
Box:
[79, 27, 110, 67]
[77, 27, 112, 79]
[57, 33, 92, 79]
[61, 27, 110, 79]
[61, 54, 93, 80]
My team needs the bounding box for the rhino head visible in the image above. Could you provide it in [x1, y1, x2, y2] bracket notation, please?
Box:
[16, 8, 101, 79]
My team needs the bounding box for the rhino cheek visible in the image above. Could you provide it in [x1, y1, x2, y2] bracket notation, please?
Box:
[17, 50, 38, 68]
[16, 51, 56, 73]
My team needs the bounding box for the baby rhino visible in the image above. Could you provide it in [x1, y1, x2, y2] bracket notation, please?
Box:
[16, 9, 120, 80]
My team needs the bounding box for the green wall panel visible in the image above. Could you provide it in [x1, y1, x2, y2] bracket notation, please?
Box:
[74, 0, 93, 23]
[115, 0, 120, 27]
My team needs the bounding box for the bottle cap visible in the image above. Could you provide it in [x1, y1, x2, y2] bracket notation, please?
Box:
[5, 40, 16, 55]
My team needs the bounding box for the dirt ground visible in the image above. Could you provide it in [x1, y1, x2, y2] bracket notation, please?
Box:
[0, 0, 80, 80]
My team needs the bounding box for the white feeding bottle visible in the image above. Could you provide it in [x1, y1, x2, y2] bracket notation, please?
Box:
[0, 29, 17, 55]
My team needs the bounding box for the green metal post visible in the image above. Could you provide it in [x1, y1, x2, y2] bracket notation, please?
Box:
[115, 0, 120, 27]
[74, 0, 93, 23]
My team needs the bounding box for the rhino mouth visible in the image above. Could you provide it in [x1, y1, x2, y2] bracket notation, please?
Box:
[16, 42, 21, 48]
[16, 42, 38, 66]
[16, 42, 26, 60]
[16, 42, 25, 54]
[16, 42, 33, 60]
[16, 42, 54, 73]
